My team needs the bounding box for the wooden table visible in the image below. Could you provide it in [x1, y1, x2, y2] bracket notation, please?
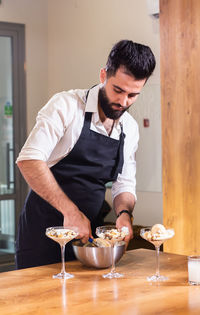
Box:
[0, 249, 200, 315]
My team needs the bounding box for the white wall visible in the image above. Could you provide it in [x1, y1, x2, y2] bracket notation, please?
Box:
[0, 0, 49, 133]
[0, 0, 162, 226]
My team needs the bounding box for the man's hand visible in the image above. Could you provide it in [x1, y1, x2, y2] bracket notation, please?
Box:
[63, 207, 92, 243]
[114, 192, 135, 250]
[116, 213, 133, 249]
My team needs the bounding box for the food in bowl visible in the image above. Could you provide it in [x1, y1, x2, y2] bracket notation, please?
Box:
[97, 227, 129, 241]
[143, 224, 174, 241]
[84, 238, 111, 247]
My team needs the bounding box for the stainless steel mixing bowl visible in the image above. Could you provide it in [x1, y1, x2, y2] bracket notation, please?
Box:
[72, 240, 126, 268]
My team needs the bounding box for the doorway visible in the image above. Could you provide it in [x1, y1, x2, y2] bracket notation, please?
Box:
[0, 22, 27, 270]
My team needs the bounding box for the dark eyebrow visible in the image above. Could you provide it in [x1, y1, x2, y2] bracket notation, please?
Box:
[113, 84, 140, 96]
[113, 84, 126, 92]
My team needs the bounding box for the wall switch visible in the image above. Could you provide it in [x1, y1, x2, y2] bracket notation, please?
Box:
[143, 118, 150, 127]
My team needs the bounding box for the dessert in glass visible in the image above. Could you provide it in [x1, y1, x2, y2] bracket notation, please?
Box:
[96, 225, 128, 278]
[140, 224, 174, 282]
[46, 226, 78, 279]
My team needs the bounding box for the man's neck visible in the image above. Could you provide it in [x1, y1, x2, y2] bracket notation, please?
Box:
[98, 103, 115, 136]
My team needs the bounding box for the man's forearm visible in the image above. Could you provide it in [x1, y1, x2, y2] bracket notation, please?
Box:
[113, 192, 135, 216]
[17, 160, 77, 217]
[114, 192, 135, 243]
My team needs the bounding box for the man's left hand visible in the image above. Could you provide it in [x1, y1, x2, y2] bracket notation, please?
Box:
[116, 213, 133, 250]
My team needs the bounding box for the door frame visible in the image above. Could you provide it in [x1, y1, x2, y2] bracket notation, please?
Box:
[0, 22, 27, 264]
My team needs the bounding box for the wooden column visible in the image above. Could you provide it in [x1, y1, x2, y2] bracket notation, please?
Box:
[160, 0, 200, 255]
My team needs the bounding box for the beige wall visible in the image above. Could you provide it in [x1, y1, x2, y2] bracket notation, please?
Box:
[47, 0, 160, 95]
[0, 0, 49, 133]
[0, 0, 162, 226]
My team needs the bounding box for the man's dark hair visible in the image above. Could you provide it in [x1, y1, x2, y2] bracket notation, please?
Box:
[106, 40, 156, 80]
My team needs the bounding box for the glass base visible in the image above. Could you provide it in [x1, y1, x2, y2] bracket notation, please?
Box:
[103, 271, 124, 279]
[53, 272, 74, 279]
[147, 274, 168, 282]
[189, 280, 200, 285]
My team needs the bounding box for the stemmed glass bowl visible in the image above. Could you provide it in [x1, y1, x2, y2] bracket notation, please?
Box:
[96, 225, 126, 279]
[140, 226, 174, 282]
[46, 226, 78, 279]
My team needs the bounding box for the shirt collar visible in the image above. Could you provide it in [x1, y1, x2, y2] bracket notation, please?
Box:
[85, 84, 102, 113]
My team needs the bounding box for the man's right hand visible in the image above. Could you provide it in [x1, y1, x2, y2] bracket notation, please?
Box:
[63, 208, 92, 243]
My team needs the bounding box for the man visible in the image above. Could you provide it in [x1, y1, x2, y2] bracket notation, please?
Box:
[16, 40, 156, 269]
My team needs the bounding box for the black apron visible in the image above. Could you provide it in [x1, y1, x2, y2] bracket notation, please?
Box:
[15, 91, 125, 269]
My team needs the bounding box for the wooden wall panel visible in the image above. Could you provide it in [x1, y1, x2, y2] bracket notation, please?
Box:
[160, 0, 200, 255]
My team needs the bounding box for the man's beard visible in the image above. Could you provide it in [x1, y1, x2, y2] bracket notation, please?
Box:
[98, 87, 129, 120]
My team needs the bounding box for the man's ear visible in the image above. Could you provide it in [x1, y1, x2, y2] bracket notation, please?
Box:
[99, 68, 107, 84]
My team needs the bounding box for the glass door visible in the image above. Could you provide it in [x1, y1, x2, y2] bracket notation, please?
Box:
[0, 36, 15, 261]
[0, 22, 27, 267]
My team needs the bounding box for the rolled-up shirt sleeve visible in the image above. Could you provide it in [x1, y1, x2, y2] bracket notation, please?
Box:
[111, 117, 139, 202]
[16, 92, 75, 163]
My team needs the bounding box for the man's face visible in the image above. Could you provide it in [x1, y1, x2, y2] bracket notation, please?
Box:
[98, 87, 128, 120]
[98, 66, 146, 120]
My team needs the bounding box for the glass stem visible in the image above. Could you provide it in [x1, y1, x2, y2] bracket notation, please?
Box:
[155, 246, 160, 277]
[110, 244, 115, 273]
[60, 244, 66, 274]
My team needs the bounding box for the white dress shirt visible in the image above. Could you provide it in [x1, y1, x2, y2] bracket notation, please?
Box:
[17, 84, 139, 201]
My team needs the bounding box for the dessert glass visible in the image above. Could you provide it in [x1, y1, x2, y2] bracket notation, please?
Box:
[46, 226, 78, 279]
[140, 226, 174, 282]
[96, 225, 126, 279]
